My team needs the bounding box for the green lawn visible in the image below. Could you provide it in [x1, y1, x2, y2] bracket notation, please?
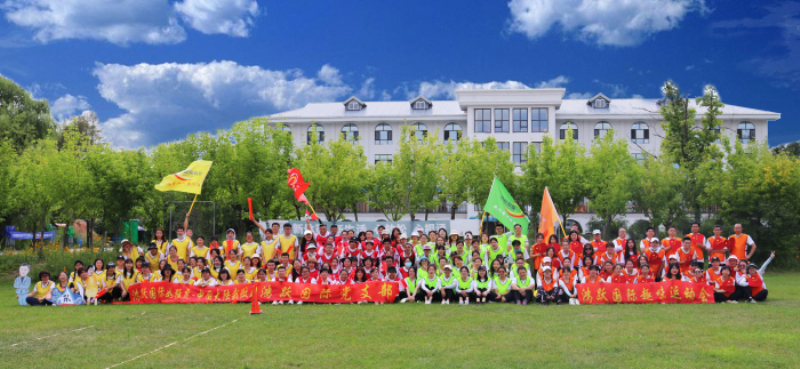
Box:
[1, 274, 799, 369]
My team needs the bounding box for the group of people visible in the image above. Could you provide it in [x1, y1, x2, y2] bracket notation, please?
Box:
[24, 216, 775, 306]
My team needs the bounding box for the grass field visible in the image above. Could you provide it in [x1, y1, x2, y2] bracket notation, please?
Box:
[2, 274, 799, 369]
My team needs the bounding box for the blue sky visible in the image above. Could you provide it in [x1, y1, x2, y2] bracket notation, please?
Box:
[0, 0, 797, 148]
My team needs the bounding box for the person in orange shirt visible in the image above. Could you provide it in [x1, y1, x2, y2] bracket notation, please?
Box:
[742, 251, 774, 303]
[686, 222, 706, 268]
[635, 264, 654, 283]
[675, 237, 700, 275]
[616, 239, 640, 267]
[567, 231, 584, 261]
[609, 264, 627, 283]
[713, 266, 741, 303]
[683, 264, 706, 284]
[706, 225, 729, 263]
[557, 239, 577, 268]
[594, 245, 616, 268]
[728, 223, 757, 261]
[622, 259, 638, 283]
[642, 241, 665, 282]
[582, 265, 603, 284]
[530, 233, 547, 272]
[590, 230, 607, 253]
[599, 261, 614, 281]
[612, 227, 628, 252]
[661, 226, 681, 259]
[639, 227, 660, 252]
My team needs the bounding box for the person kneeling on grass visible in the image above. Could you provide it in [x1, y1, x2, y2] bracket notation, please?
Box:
[439, 265, 457, 305]
[713, 266, 741, 303]
[511, 266, 535, 305]
[489, 266, 513, 303]
[419, 264, 441, 305]
[473, 266, 491, 304]
[559, 266, 579, 305]
[26, 270, 55, 306]
[537, 266, 560, 306]
[455, 266, 474, 305]
[398, 267, 418, 303]
[742, 251, 775, 303]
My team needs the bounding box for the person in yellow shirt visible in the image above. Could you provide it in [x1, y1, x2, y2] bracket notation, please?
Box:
[26, 270, 55, 306]
[190, 235, 210, 260]
[152, 228, 169, 256]
[234, 269, 249, 285]
[222, 228, 241, 257]
[120, 239, 140, 262]
[137, 263, 160, 283]
[165, 245, 181, 272]
[277, 223, 298, 260]
[224, 249, 242, 276]
[171, 226, 191, 262]
[243, 256, 258, 281]
[240, 232, 262, 259]
[119, 258, 139, 302]
[98, 262, 122, 303]
[209, 255, 225, 280]
[144, 243, 164, 273]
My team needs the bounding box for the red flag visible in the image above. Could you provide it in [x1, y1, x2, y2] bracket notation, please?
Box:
[248, 198, 253, 221]
[305, 210, 318, 221]
[287, 168, 310, 201]
[298, 193, 309, 205]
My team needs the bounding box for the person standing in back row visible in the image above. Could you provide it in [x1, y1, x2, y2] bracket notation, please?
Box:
[728, 224, 756, 261]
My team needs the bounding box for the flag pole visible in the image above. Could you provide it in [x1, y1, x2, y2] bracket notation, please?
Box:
[187, 194, 199, 216]
[479, 211, 487, 234]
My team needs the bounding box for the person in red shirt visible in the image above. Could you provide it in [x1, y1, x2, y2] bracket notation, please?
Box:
[609, 264, 627, 283]
[642, 240, 665, 282]
[706, 225, 729, 263]
[599, 261, 614, 281]
[635, 264, 654, 284]
[567, 231, 584, 260]
[686, 222, 707, 268]
[530, 233, 547, 272]
[713, 266, 740, 303]
[661, 226, 681, 259]
[743, 251, 774, 303]
[583, 265, 603, 284]
[617, 239, 640, 267]
[622, 259, 638, 283]
[590, 230, 607, 253]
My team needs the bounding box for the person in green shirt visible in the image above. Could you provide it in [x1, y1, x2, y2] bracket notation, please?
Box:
[494, 224, 508, 253]
[439, 265, 457, 305]
[399, 266, 418, 303]
[508, 224, 528, 253]
[419, 264, 440, 305]
[511, 266, 535, 305]
[456, 266, 474, 305]
[489, 266, 513, 303]
[417, 258, 430, 282]
[486, 238, 506, 268]
[474, 266, 491, 303]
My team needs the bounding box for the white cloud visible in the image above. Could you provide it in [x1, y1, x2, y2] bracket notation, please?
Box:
[358, 77, 376, 99]
[685, 65, 696, 71]
[2, 0, 186, 45]
[317, 64, 343, 85]
[92, 61, 353, 148]
[380, 90, 392, 101]
[175, 0, 259, 37]
[51, 94, 90, 122]
[2, 0, 262, 45]
[507, 0, 706, 47]
[404, 75, 571, 99]
[593, 79, 628, 97]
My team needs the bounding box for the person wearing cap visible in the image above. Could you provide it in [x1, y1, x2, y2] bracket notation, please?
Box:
[706, 225, 728, 263]
[725, 254, 740, 277]
[277, 223, 298, 260]
[493, 224, 509, 253]
[161, 264, 177, 283]
[438, 265, 457, 304]
[489, 266, 514, 303]
[642, 237, 665, 281]
[536, 266, 559, 305]
[511, 266, 535, 305]
[447, 230, 460, 252]
[119, 239, 140, 261]
[705, 256, 723, 283]
[144, 243, 164, 273]
[590, 230, 608, 254]
[742, 251, 775, 303]
[728, 223, 757, 261]
[98, 262, 122, 303]
[417, 244, 433, 267]
[303, 243, 320, 264]
[508, 224, 528, 253]
[419, 264, 441, 304]
[537, 256, 560, 285]
[137, 262, 159, 283]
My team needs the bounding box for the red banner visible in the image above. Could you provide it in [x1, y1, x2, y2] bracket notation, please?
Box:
[576, 281, 715, 305]
[123, 281, 399, 304]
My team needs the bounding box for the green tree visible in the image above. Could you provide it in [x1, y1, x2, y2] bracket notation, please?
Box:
[394, 125, 442, 220]
[659, 82, 724, 221]
[0, 76, 56, 151]
[0, 140, 16, 223]
[369, 161, 405, 221]
[771, 141, 800, 157]
[585, 132, 636, 237]
[296, 133, 369, 221]
[441, 137, 481, 220]
[11, 139, 61, 250]
[630, 154, 686, 229]
[468, 137, 515, 211]
[520, 132, 588, 227]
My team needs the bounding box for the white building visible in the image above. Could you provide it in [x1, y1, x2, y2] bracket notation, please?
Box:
[269, 89, 780, 230]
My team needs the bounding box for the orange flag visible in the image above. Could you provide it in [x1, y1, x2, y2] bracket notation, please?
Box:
[538, 187, 561, 241]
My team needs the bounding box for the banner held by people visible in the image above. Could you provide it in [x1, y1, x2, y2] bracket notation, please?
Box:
[483, 178, 529, 235]
[576, 281, 715, 305]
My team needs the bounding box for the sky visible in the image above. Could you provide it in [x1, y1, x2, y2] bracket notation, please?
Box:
[0, 0, 797, 148]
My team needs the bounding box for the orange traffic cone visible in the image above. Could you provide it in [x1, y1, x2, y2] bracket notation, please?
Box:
[249, 295, 262, 315]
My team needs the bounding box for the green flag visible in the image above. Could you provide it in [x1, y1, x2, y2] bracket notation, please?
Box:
[483, 178, 529, 234]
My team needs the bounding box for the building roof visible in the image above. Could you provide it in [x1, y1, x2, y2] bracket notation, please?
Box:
[269, 97, 780, 121]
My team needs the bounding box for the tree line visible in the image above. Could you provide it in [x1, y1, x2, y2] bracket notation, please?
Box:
[1, 76, 799, 268]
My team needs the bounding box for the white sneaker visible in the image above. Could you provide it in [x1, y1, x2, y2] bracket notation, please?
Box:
[287, 300, 294, 305]
[465, 300, 469, 305]
[297, 301, 302, 305]
[400, 298, 408, 303]
[441, 300, 446, 305]
[729, 300, 738, 304]
[425, 300, 431, 305]
[272, 301, 278, 305]
[458, 300, 463, 305]
[278, 301, 284, 305]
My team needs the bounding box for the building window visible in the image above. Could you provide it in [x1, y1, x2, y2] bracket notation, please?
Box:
[632, 153, 647, 162]
[444, 123, 462, 144]
[560, 122, 578, 140]
[594, 122, 612, 138]
[475, 109, 491, 133]
[531, 108, 548, 132]
[411, 122, 428, 141]
[513, 142, 528, 165]
[494, 108, 509, 133]
[413, 100, 428, 110]
[631, 122, 649, 144]
[375, 123, 392, 145]
[738, 122, 755, 143]
[375, 154, 392, 164]
[346, 101, 362, 111]
[307, 124, 325, 144]
[513, 108, 528, 132]
[341, 123, 359, 143]
[593, 99, 608, 108]
[497, 142, 510, 153]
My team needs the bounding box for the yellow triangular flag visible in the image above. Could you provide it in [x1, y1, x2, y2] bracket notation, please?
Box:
[155, 160, 213, 195]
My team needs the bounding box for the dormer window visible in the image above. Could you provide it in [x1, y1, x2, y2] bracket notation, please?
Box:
[344, 96, 366, 111]
[410, 96, 432, 110]
[587, 93, 611, 109]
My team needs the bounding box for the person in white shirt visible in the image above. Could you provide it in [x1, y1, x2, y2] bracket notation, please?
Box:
[742, 251, 775, 303]
[612, 227, 629, 252]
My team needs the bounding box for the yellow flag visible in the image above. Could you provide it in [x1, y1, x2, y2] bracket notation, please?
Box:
[538, 187, 561, 242]
[154, 160, 213, 194]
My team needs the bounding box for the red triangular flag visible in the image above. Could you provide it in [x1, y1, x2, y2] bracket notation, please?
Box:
[305, 210, 318, 221]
